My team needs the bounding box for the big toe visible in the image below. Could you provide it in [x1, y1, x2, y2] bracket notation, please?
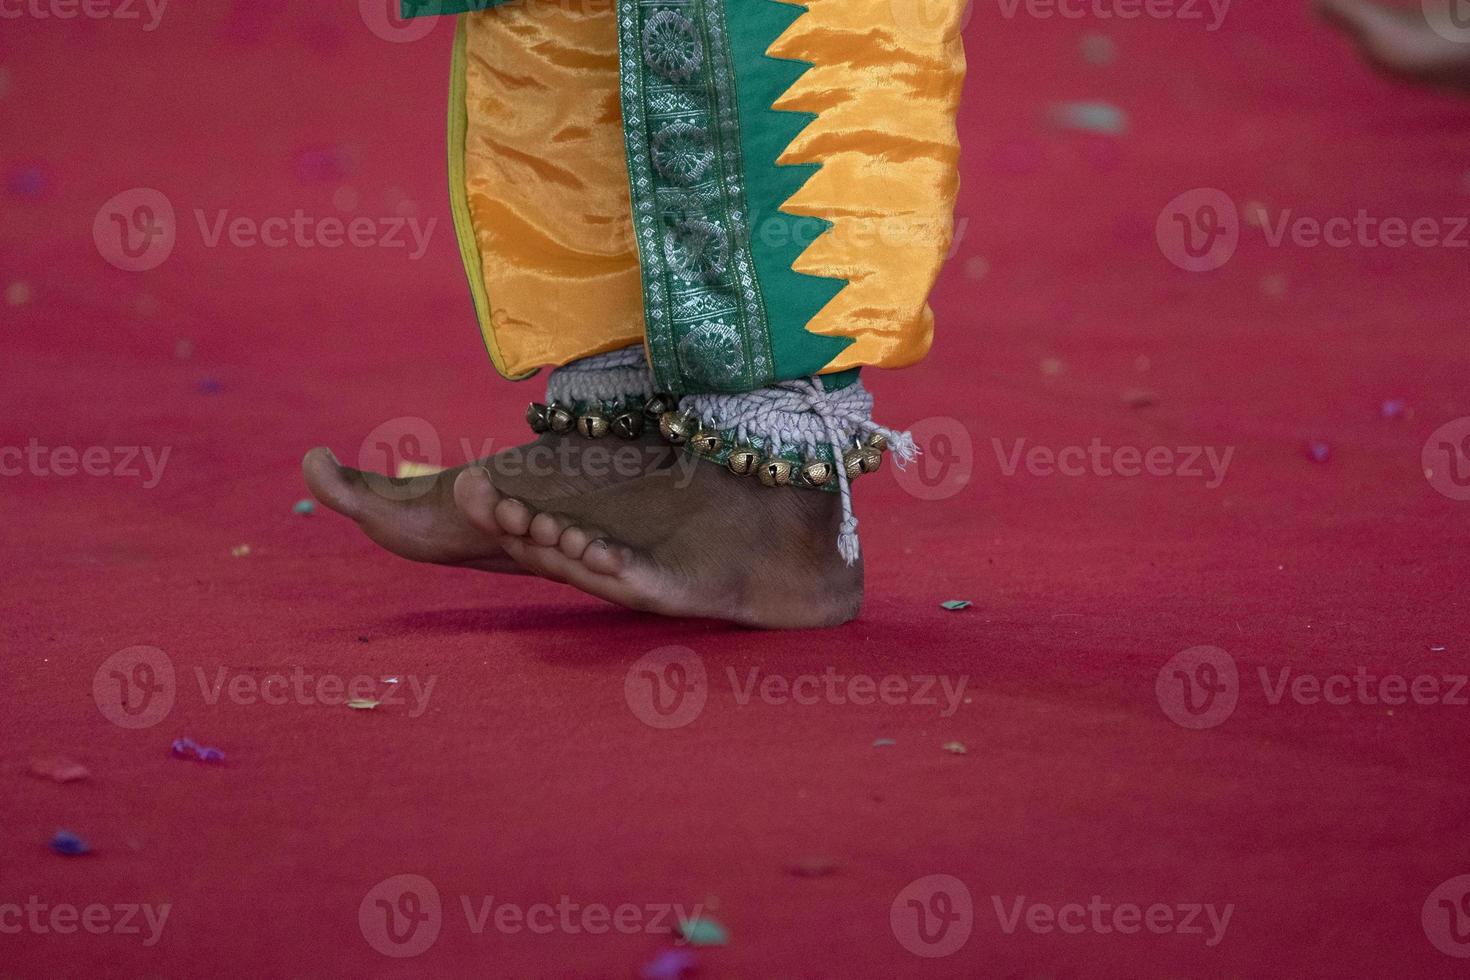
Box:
[302, 446, 369, 519]
[453, 466, 504, 536]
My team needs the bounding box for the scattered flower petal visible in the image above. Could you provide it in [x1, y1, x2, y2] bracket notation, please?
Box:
[395, 461, 443, 479]
[678, 916, 728, 947]
[293, 499, 316, 516]
[347, 698, 380, 710]
[5, 281, 32, 307]
[1122, 389, 1158, 409]
[943, 741, 968, 755]
[872, 738, 896, 748]
[787, 855, 838, 878]
[1050, 101, 1128, 135]
[28, 757, 90, 783]
[641, 948, 698, 980]
[171, 737, 225, 764]
[940, 600, 972, 611]
[1080, 33, 1116, 66]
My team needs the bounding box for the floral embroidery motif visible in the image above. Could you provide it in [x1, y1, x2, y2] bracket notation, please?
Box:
[642, 9, 702, 83]
[651, 121, 715, 185]
[677, 322, 743, 388]
[663, 217, 730, 285]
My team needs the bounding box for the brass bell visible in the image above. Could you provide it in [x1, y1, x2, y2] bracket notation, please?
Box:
[757, 458, 794, 487]
[577, 414, 610, 439]
[611, 411, 644, 439]
[859, 445, 884, 473]
[644, 392, 678, 421]
[526, 402, 551, 434]
[726, 446, 759, 476]
[842, 447, 865, 480]
[690, 430, 723, 455]
[658, 410, 696, 445]
[867, 431, 889, 452]
[548, 404, 575, 434]
[800, 459, 834, 488]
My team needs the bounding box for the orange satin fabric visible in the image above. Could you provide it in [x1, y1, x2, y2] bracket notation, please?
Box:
[457, 0, 965, 377]
[771, 0, 967, 373]
[460, 4, 645, 377]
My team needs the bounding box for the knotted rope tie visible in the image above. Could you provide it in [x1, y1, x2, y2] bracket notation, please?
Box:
[545, 346, 654, 407]
[681, 379, 917, 565]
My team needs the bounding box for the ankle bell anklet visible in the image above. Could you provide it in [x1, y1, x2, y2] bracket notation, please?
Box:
[523, 351, 914, 565]
[526, 346, 657, 441]
[656, 379, 915, 565]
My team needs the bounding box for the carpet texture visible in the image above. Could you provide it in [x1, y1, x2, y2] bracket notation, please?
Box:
[2, 1, 1469, 976]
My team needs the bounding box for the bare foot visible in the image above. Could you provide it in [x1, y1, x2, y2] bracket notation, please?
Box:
[453, 458, 864, 629]
[1319, 0, 1470, 92]
[302, 431, 682, 573]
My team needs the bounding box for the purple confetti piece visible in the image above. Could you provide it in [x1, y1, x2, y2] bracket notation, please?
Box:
[1305, 441, 1330, 464]
[5, 166, 49, 199]
[292, 146, 350, 184]
[1380, 399, 1406, 420]
[50, 830, 91, 856]
[641, 948, 697, 980]
[197, 378, 223, 395]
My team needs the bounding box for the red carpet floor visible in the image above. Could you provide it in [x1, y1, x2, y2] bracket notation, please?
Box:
[4, 2, 1470, 976]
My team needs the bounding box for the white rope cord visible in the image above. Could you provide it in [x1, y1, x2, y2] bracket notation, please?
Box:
[681, 378, 917, 565]
[545, 346, 654, 406]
